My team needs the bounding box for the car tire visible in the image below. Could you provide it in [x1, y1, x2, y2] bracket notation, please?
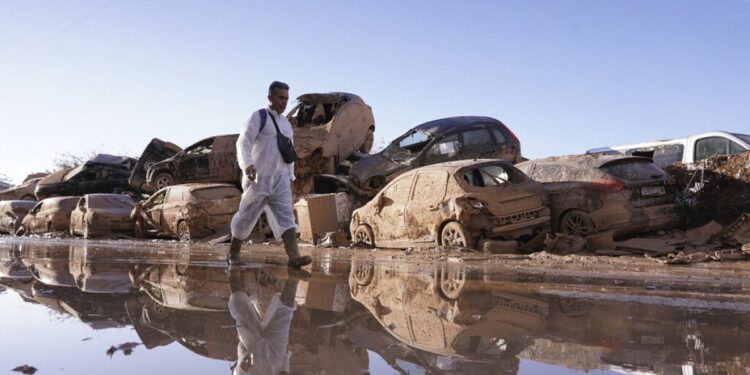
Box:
[352, 258, 374, 286]
[440, 221, 475, 249]
[560, 210, 596, 237]
[353, 224, 375, 247]
[177, 221, 191, 242]
[439, 266, 466, 300]
[154, 172, 175, 190]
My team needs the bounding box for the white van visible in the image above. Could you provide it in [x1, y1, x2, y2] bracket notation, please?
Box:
[587, 131, 750, 168]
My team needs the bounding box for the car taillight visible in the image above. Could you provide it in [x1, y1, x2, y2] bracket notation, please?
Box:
[588, 179, 624, 193]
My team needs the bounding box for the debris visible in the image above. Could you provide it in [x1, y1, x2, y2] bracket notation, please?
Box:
[295, 194, 340, 243]
[12, 365, 37, 374]
[585, 231, 615, 250]
[544, 233, 587, 254]
[718, 213, 750, 246]
[106, 342, 141, 358]
[685, 220, 723, 240]
[317, 230, 350, 248]
[477, 239, 518, 254]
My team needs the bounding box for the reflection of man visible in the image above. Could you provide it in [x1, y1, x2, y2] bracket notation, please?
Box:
[228, 266, 304, 375]
[228, 81, 311, 268]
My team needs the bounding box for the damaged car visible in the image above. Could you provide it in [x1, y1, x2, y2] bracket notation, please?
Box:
[131, 183, 240, 241]
[128, 138, 182, 192]
[348, 116, 521, 198]
[17, 196, 79, 235]
[35, 155, 135, 199]
[349, 159, 549, 250]
[141, 93, 376, 195]
[69, 194, 135, 238]
[0, 173, 47, 201]
[0, 200, 37, 234]
[516, 154, 683, 238]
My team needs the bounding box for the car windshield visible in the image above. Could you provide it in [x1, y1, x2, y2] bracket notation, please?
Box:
[600, 159, 665, 181]
[90, 195, 134, 208]
[732, 133, 750, 146]
[462, 164, 525, 187]
[383, 130, 433, 159]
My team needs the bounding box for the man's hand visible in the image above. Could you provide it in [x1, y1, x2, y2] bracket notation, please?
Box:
[244, 165, 257, 181]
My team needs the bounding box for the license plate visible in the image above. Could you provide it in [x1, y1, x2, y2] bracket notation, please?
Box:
[641, 186, 665, 196]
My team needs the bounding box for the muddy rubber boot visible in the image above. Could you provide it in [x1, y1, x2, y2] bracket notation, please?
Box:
[282, 228, 311, 268]
[280, 277, 299, 308]
[227, 237, 243, 265]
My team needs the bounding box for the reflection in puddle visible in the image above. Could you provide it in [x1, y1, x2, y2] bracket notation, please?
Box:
[0, 238, 749, 374]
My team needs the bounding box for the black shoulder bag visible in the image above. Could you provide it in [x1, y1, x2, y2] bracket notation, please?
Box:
[266, 109, 298, 164]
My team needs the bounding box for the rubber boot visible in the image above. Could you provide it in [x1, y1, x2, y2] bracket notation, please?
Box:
[226, 237, 243, 265]
[280, 277, 299, 308]
[282, 228, 311, 268]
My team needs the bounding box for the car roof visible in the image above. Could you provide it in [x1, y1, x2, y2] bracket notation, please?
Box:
[412, 116, 504, 135]
[519, 154, 652, 169]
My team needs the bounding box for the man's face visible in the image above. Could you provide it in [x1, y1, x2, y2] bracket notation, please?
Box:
[268, 88, 289, 113]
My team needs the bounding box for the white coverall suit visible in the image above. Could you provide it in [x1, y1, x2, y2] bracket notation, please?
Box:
[229, 291, 294, 375]
[231, 108, 297, 241]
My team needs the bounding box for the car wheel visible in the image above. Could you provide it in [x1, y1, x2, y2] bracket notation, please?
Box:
[177, 221, 191, 242]
[353, 224, 375, 247]
[560, 210, 596, 237]
[154, 173, 175, 190]
[439, 266, 466, 300]
[359, 128, 375, 153]
[440, 221, 475, 249]
[21, 195, 35, 201]
[352, 258, 374, 286]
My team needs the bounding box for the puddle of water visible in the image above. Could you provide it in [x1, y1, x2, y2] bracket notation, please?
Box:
[1, 237, 749, 374]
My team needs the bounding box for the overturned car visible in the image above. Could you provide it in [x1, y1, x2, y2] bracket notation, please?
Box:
[131, 183, 240, 241]
[348, 116, 521, 198]
[516, 154, 683, 238]
[69, 194, 136, 238]
[138, 92, 376, 195]
[35, 155, 135, 200]
[350, 159, 549, 250]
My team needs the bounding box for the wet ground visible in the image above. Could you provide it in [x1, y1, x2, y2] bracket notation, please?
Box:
[1, 236, 750, 374]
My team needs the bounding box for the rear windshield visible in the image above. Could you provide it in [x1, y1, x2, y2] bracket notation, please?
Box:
[600, 160, 665, 181]
[89, 195, 134, 209]
[462, 164, 525, 187]
[190, 187, 239, 200]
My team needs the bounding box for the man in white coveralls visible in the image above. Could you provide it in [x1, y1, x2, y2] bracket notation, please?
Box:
[227, 81, 312, 268]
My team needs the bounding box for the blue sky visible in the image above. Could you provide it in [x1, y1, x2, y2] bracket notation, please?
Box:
[1, 0, 748, 184]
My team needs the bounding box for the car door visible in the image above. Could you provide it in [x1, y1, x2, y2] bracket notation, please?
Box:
[177, 139, 213, 181]
[374, 174, 415, 246]
[405, 171, 448, 244]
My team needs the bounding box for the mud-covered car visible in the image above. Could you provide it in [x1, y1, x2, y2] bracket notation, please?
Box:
[350, 159, 549, 249]
[17, 196, 79, 235]
[0, 173, 46, 201]
[349, 116, 521, 198]
[516, 154, 683, 237]
[35, 155, 135, 199]
[131, 183, 240, 241]
[69, 194, 135, 238]
[0, 200, 36, 234]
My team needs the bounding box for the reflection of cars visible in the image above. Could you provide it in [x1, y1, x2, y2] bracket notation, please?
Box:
[0, 174, 46, 201]
[350, 160, 549, 249]
[131, 183, 240, 241]
[35, 155, 135, 199]
[587, 131, 750, 168]
[516, 154, 682, 237]
[145, 135, 240, 192]
[0, 200, 36, 234]
[21, 244, 77, 287]
[18, 196, 79, 235]
[68, 245, 135, 293]
[349, 116, 521, 197]
[69, 194, 135, 238]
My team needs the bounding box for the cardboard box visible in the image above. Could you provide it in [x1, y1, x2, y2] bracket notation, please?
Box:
[294, 194, 339, 243]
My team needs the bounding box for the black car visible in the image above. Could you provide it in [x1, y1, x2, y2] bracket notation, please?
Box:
[349, 116, 522, 197]
[35, 155, 135, 199]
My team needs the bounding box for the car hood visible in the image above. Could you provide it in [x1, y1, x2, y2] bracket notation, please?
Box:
[349, 152, 408, 186]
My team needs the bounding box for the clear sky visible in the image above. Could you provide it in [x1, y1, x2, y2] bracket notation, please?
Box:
[1, 0, 748, 184]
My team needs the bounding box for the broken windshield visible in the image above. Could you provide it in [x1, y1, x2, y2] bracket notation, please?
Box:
[384, 130, 433, 159]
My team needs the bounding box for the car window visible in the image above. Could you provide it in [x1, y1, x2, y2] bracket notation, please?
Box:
[463, 164, 524, 187]
[76, 170, 97, 182]
[491, 128, 507, 144]
[423, 134, 460, 164]
[695, 137, 730, 161]
[601, 160, 665, 181]
[650, 144, 684, 167]
[398, 131, 431, 151]
[150, 191, 166, 206]
[730, 140, 746, 155]
[186, 139, 214, 155]
[412, 172, 447, 199]
[382, 176, 413, 205]
[461, 128, 494, 151]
